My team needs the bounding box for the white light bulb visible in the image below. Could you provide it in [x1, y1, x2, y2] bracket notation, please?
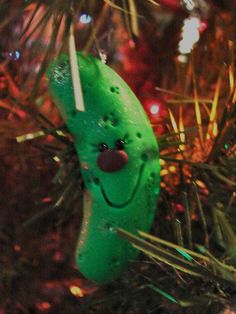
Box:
[178, 17, 201, 55]
[80, 14, 92, 24]
[150, 104, 160, 115]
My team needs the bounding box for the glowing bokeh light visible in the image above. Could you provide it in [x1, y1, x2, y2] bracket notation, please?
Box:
[177, 54, 188, 63]
[70, 286, 84, 297]
[169, 166, 177, 173]
[14, 244, 21, 252]
[36, 302, 51, 311]
[79, 14, 92, 24]
[9, 50, 20, 61]
[160, 169, 169, 176]
[178, 17, 201, 55]
[150, 104, 160, 115]
[182, 0, 195, 11]
[160, 159, 166, 166]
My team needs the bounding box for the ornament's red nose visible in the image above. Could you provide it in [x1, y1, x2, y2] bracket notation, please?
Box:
[97, 149, 129, 172]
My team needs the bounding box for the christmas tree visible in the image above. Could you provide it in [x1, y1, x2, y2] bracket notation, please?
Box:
[0, 1, 236, 313]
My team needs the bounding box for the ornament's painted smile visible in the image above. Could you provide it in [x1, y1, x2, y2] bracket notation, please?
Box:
[100, 164, 145, 208]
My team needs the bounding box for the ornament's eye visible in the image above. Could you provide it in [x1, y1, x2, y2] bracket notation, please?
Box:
[116, 139, 125, 150]
[99, 143, 109, 152]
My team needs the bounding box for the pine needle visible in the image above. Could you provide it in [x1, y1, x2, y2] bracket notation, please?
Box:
[84, 3, 109, 53]
[103, 0, 139, 15]
[191, 55, 204, 144]
[117, 228, 236, 288]
[147, 284, 178, 303]
[192, 182, 209, 248]
[206, 67, 225, 140]
[216, 210, 236, 249]
[19, 2, 42, 40]
[182, 192, 192, 249]
[173, 219, 184, 247]
[138, 230, 209, 262]
[228, 40, 235, 97]
[128, 0, 139, 36]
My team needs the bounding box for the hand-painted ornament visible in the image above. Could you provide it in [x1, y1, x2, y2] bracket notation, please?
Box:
[47, 53, 160, 283]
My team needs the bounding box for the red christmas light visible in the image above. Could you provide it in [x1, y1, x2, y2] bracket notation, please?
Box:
[143, 98, 168, 123]
[143, 98, 169, 136]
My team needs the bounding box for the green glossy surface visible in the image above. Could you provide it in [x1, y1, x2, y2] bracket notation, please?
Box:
[48, 53, 160, 283]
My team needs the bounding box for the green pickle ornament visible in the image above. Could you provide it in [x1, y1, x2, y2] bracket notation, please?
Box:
[48, 53, 160, 283]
